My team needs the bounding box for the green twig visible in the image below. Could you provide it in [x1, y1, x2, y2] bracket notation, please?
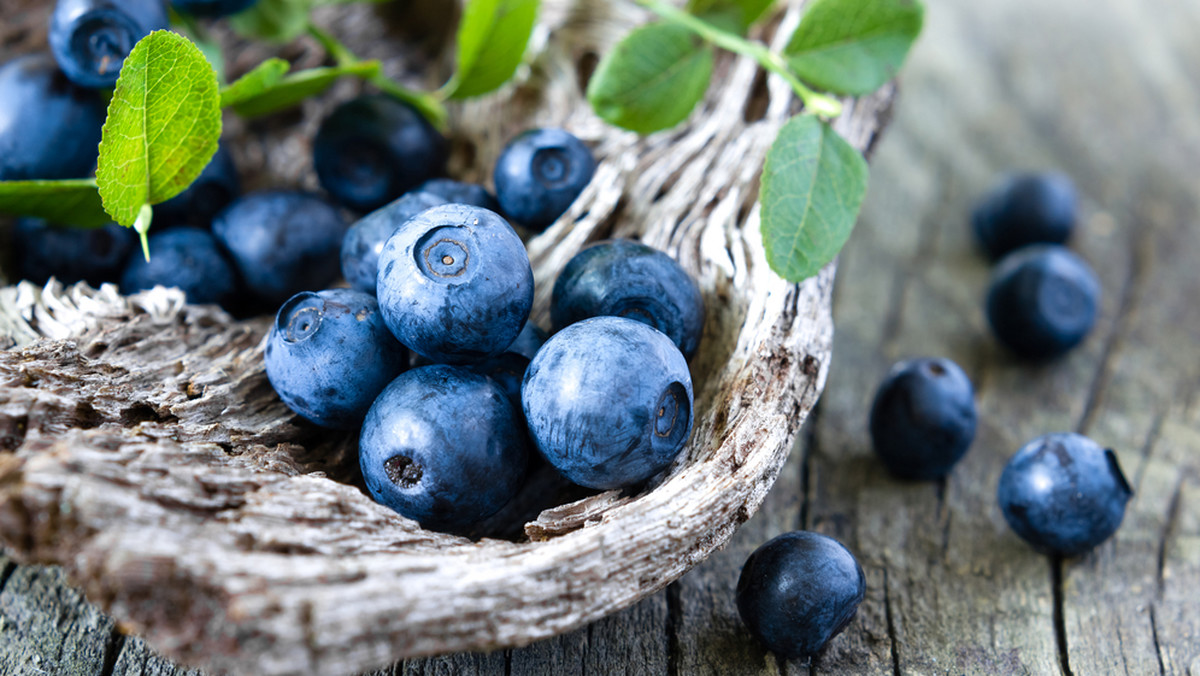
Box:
[632, 0, 843, 118]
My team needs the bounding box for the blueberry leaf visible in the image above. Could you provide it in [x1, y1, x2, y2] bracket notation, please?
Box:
[219, 58, 291, 107]
[586, 21, 714, 135]
[221, 59, 379, 117]
[783, 0, 923, 95]
[95, 31, 222, 231]
[230, 0, 314, 43]
[0, 179, 110, 228]
[686, 0, 774, 32]
[447, 0, 540, 99]
[759, 114, 867, 282]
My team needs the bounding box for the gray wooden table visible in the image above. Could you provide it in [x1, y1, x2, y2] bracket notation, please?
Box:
[4, 0, 1200, 673]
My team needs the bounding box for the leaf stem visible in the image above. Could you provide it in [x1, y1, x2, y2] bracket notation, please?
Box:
[133, 203, 153, 262]
[631, 0, 843, 118]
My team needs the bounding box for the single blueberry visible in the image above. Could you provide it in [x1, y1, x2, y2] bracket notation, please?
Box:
[341, 191, 448, 295]
[120, 227, 239, 306]
[972, 172, 1078, 260]
[416, 178, 501, 213]
[375, 204, 533, 364]
[997, 432, 1133, 556]
[0, 54, 106, 181]
[169, 0, 258, 17]
[505, 320, 548, 361]
[313, 94, 448, 212]
[736, 531, 866, 660]
[522, 316, 693, 489]
[265, 288, 408, 430]
[212, 191, 347, 309]
[154, 145, 241, 230]
[49, 0, 169, 89]
[359, 364, 529, 532]
[551, 239, 705, 358]
[494, 128, 596, 231]
[868, 357, 977, 480]
[14, 218, 136, 287]
[466, 321, 547, 408]
[986, 245, 1100, 360]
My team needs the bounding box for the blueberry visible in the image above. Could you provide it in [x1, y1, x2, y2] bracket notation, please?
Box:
[340, 191, 448, 295]
[120, 227, 238, 306]
[522, 316, 693, 489]
[14, 218, 136, 287]
[154, 145, 241, 230]
[376, 204, 533, 364]
[494, 128, 595, 231]
[505, 320, 548, 361]
[169, 0, 258, 17]
[0, 54, 105, 181]
[416, 178, 501, 213]
[997, 432, 1133, 556]
[314, 94, 448, 212]
[736, 531, 866, 660]
[468, 352, 528, 408]
[49, 0, 169, 89]
[212, 191, 347, 309]
[359, 364, 529, 531]
[265, 289, 408, 430]
[551, 239, 705, 358]
[986, 245, 1100, 360]
[868, 357, 977, 480]
[972, 173, 1078, 260]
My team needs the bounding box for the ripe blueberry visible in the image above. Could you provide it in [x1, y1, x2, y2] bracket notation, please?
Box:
[736, 531, 866, 660]
[169, 0, 258, 17]
[0, 54, 105, 181]
[359, 364, 529, 531]
[341, 191, 448, 295]
[14, 218, 135, 287]
[552, 239, 705, 358]
[972, 172, 1078, 260]
[120, 227, 238, 307]
[466, 321, 547, 407]
[494, 128, 595, 231]
[522, 316, 693, 489]
[313, 95, 448, 212]
[154, 144, 241, 230]
[416, 178, 501, 213]
[49, 0, 168, 89]
[212, 191, 347, 309]
[986, 245, 1100, 360]
[997, 432, 1133, 556]
[375, 204, 533, 364]
[868, 357, 977, 480]
[265, 288, 408, 430]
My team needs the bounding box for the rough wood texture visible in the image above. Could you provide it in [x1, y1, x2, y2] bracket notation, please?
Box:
[0, 1, 897, 674]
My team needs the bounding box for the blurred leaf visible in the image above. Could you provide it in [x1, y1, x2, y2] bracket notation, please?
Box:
[784, 0, 923, 95]
[227, 61, 380, 117]
[686, 0, 774, 32]
[447, 0, 540, 98]
[0, 180, 109, 228]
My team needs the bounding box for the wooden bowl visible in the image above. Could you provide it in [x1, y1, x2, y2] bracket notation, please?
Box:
[0, 1, 894, 674]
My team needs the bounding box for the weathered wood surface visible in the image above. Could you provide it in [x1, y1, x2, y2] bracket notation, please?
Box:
[4, 0, 1200, 675]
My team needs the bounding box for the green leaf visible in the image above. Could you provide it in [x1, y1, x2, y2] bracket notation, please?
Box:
[226, 61, 380, 118]
[94, 31, 222, 228]
[230, 0, 314, 43]
[0, 179, 110, 228]
[783, 0, 923, 95]
[686, 0, 774, 31]
[759, 114, 867, 282]
[447, 0, 539, 99]
[586, 21, 713, 135]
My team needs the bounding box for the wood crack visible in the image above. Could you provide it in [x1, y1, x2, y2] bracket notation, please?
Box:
[665, 583, 682, 676]
[883, 568, 901, 676]
[1051, 556, 1074, 676]
[1148, 605, 1166, 676]
[99, 627, 126, 676]
[1156, 479, 1184, 598]
[0, 558, 15, 596]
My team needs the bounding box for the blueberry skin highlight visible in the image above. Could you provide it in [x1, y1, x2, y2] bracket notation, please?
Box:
[376, 204, 534, 364]
[552, 239, 705, 358]
[972, 172, 1078, 260]
[170, 0, 258, 17]
[341, 191, 448, 295]
[522, 316, 693, 490]
[986, 245, 1100, 360]
[0, 54, 105, 181]
[155, 145, 241, 230]
[868, 357, 977, 480]
[212, 191, 347, 309]
[359, 365, 529, 531]
[14, 218, 136, 286]
[314, 95, 448, 212]
[736, 531, 866, 660]
[998, 433, 1133, 556]
[265, 289, 408, 430]
[494, 128, 596, 231]
[416, 178, 501, 213]
[49, 0, 169, 89]
[120, 227, 238, 306]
